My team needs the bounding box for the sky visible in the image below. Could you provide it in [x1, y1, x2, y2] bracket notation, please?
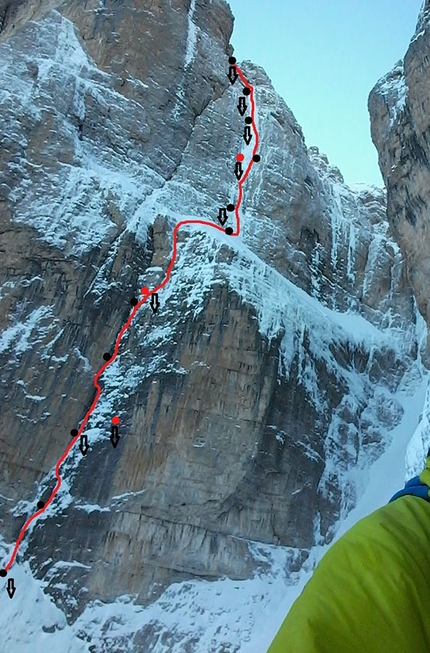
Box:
[227, 0, 424, 188]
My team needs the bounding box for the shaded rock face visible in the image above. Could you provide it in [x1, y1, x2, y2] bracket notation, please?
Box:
[369, 2, 430, 346]
[0, 0, 423, 643]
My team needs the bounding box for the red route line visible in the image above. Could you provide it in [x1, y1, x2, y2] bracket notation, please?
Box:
[3, 63, 259, 573]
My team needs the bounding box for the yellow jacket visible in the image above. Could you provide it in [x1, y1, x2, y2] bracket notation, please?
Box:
[267, 494, 430, 652]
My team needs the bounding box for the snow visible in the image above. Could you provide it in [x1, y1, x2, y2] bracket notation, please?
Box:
[73, 347, 91, 373]
[216, 227, 413, 382]
[0, 14, 163, 257]
[0, 554, 86, 653]
[111, 490, 148, 503]
[0, 280, 16, 302]
[1, 356, 428, 653]
[185, 0, 198, 67]
[347, 181, 385, 193]
[0, 306, 56, 357]
[15, 380, 47, 402]
[23, 393, 46, 402]
[2, 251, 427, 652]
[404, 379, 430, 478]
[376, 61, 408, 128]
[1, 10, 429, 653]
[414, 0, 430, 39]
[75, 503, 110, 514]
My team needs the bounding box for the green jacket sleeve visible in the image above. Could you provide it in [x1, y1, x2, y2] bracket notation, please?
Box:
[266, 495, 430, 653]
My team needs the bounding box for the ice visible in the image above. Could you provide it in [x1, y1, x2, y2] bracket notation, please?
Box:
[376, 61, 408, 127]
[414, 0, 430, 37]
[0, 9, 428, 653]
[2, 360, 427, 653]
[0, 14, 163, 257]
[185, 0, 198, 67]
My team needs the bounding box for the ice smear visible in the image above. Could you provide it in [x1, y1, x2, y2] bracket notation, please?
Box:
[185, 0, 198, 67]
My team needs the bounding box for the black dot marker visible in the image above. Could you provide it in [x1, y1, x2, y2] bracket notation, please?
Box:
[243, 87, 251, 96]
[253, 154, 261, 162]
[0, 570, 6, 577]
[37, 501, 45, 510]
[229, 56, 236, 65]
[225, 227, 234, 235]
[70, 428, 78, 437]
[227, 203, 235, 212]
[245, 117, 252, 124]
[130, 297, 138, 306]
[103, 353, 111, 361]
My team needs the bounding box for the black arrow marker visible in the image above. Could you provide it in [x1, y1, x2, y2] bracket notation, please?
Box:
[6, 578, 15, 599]
[150, 293, 159, 314]
[237, 97, 247, 116]
[234, 161, 243, 180]
[217, 208, 227, 226]
[110, 425, 120, 449]
[243, 125, 252, 145]
[79, 434, 89, 456]
[227, 65, 238, 85]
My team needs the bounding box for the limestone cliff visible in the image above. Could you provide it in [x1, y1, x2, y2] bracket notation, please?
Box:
[369, 0, 430, 345]
[0, 0, 426, 651]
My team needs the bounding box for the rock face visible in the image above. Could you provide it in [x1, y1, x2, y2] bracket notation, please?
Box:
[0, 0, 425, 650]
[369, 1, 430, 344]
